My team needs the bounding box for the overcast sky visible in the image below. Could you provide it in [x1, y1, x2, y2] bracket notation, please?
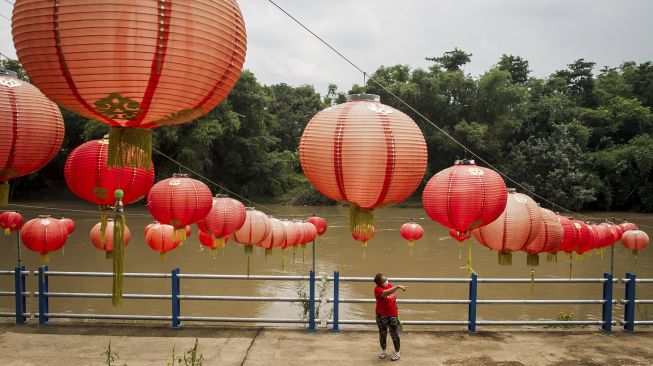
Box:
[2, 0, 652, 95]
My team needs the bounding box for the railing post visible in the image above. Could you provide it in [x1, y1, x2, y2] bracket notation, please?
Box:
[623, 272, 636, 332]
[332, 271, 340, 332]
[308, 270, 316, 332]
[467, 272, 478, 333]
[601, 272, 613, 332]
[14, 265, 26, 324]
[38, 265, 50, 325]
[171, 267, 181, 329]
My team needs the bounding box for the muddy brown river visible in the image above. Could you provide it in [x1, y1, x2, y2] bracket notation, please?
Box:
[1, 200, 652, 328]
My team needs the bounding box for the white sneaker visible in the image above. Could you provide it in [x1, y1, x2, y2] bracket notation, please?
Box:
[378, 351, 387, 359]
[391, 352, 400, 361]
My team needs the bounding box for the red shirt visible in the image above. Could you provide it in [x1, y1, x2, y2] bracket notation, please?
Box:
[374, 283, 398, 317]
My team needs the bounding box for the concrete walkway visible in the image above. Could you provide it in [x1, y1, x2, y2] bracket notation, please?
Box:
[0, 323, 651, 365]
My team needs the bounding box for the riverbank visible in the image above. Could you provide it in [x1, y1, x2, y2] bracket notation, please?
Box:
[1, 323, 651, 365]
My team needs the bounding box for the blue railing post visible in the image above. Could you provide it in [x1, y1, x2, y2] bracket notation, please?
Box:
[38, 265, 50, 325]
[14, 265, 26, 324]
[468, 272, 478, 333]
[308, 270, 316, 332]
[171, 267, 181, 329]
[601, 272, 613, 332]
[623, 272, 636, 332]
[332, 271, 340, 332]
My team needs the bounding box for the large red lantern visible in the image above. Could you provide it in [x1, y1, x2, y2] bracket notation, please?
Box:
[147, 174, 213, 241]
[90, 219, 131, 257]
[145, 223, 182, 259]
[299, 94, 427, 233]
[307, 216, 328, 236]
[65, 137, 154, 209]
[0, 211, 24, 235]
[196, 194, 246, 248]
[259, 217, 286, 256]
[20, 215, 68, 262]
[0, 71, 64, 206]
[522, 208, 563, 265]
[621, 230, 649, 255]
[400, 222, 424, 248]
[352, 225, 376, 248]
[12, 0, 247, 169]
[472, 190, 542, 266]
[423, 160, 507, 241]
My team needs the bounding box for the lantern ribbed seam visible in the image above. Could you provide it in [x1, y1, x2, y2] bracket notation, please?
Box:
[6, 87, 18, 170]
[445, 166, 458, 230]
[333, 104, 353, 202]
[472, 171, 486, 230]
[51, 1, 116, 127]
[371, 113, 395, 207]
[522, 198, 535, 250]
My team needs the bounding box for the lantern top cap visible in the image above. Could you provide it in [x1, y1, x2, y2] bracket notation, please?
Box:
[507, 188, 517, 193]
[347, 94, 381, 102]
[245, 207, 255, 211]
[454, 159, 476, 165]
[172, 173, 189, 178]
[38, 215, 51, 218]
[215, 193, 229, 198]
[0, 68, 18, 78]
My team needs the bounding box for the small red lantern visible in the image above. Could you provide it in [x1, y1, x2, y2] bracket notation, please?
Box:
[145, 223, 182, 259]
[307, 216, 328, 236]
[620, 222, 638, 232]
[523, 208, 563, 265]
[58, 217, 76, 236]
[571, 220, 594, 257]
[423, 160, 507, 241]
[196, 194, 246, 248]
[259, 217, 287, 256]
[90, 219, 131, 256]
[557, 215, 579, 255]
[281, 220, 302, 250]
[352, 225, 376, 248]
[21, 215, 68, 262]
[233, 208, 270, 275]
[0, 211, 24, 235]
[198, 230, 230, 257]
[147, 173, 213, 241]
[400, 222, 424, 248]
[300, 94, 427, 233]
[0, 71, 65, 206]
[472, 190, 542, 266]
[621, 230, 649, 255]
[144, 222, 157, 235]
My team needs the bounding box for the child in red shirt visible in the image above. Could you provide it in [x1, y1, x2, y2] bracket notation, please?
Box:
[374, 273, 406, 361]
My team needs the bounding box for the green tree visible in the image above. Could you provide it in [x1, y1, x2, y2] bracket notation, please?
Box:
[426, 48, 472, 72]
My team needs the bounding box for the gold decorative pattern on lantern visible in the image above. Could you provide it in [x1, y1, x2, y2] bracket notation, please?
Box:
[169, 180, 182, 186]
[468, 168, 485, 176]
[94, 93, 142, 120]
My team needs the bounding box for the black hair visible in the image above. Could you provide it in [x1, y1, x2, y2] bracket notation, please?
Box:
[374, 273, 385, 285]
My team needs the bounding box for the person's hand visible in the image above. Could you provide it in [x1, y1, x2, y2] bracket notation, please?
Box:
[397, 285, 407, 291]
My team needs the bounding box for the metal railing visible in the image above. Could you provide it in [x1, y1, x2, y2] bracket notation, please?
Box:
[1, 266, 652, 332]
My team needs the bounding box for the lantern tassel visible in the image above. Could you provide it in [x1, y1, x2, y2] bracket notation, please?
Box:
[210, 248, 217, 258]
[281, 249, 286, 270]
[247, 254, 251, 277]
[458, 243, 463, 260]
[174, 228, 186, 245]
[302, 246, 305, 264]
[107, 127, 152, 169]
[265, 248, 272, 259]
[466, 240, 473, 277]
[530, 268, 536, 295]
[0, 181, 8, 207]
[112, 207, 126, 306]
[350, 205, 373, 235]
[3, 228, 10, 236]
[99, 206, 110, 248]
[547, 253, 558, 263]
[160, 251, 168, 260]
[213, 236, 225, 248]
[105, 251, 113, 260]
[526, 254, 539, 267]
[498, 251, 512, 266]
[568, 262, 573, 280]
[40, 252, 49, 264]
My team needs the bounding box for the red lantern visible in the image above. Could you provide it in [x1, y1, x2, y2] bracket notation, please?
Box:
[196, 194, 246, 248]
[90, 219, 131, 255]
[571, 220, 593, 256]
[595, 224, 614, 249]
[0, 71, 64, 206]
[299, 94, 427, 233]
[65, 137, 154, 207]
[609, 223, 624, 242]
[233, 208, 271, 250]
[523, 208, 563, 265]
[400, 222, 424, 248]
[307, 216, 328, 236]
[281, 220, 302, 249]
[423, 160, 507, 241]
[21, 215, 68, 262]
[144, 222, 157, 235]
[147, 174, 213, 241]
[58, 217, 75, 236]
[621, 230, 649, 255]
[352, 225, 376, 248]
[13, 0, 247, 169]
[259, 217, 286, 256]
[557, 215, 579, 254]
[472, 190, 542, 266]
[620, 222, 638, 232]
[0, 211, 24, 235]
[145, 223, 181, 259]
[198, 230, 229, 257]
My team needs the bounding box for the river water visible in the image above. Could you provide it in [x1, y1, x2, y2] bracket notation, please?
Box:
[1, 200, 652, 328]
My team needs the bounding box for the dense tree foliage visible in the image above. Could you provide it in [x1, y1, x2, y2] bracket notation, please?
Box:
[3, 51, 653, 211]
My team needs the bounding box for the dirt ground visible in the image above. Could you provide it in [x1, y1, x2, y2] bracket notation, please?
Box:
[0, 323, 651, 365]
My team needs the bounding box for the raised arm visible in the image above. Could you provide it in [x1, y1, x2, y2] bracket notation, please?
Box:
[382, 285, 406, 297]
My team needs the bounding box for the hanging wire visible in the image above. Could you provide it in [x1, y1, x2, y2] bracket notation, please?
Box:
[266, 0, 653, 229]
[6, 203, 153, 218]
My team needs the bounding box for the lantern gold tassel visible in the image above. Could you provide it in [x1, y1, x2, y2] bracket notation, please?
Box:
[99, 205, 111, 247]
[107, 127, 152, 169]
[174, 228, 187, 244]
[466, 241, 473, 277]
[0, 181, 9, 207]
[281, 248, 286, 270]
[527, 254, 540, 267]
[530, 268, 536, 295]
[112, 190, 126, 306]
[3, 228, 10, 236]
[210, 248, 217, 258]
[40, 252, 49, 264]
[350, 205, 373, 235]
[160, 251, 168, 260]
[265, 248, 273, 258]
[498, 251, 512, 266]
[547, 253, 558, 262]
[213, 236, 225, 248]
